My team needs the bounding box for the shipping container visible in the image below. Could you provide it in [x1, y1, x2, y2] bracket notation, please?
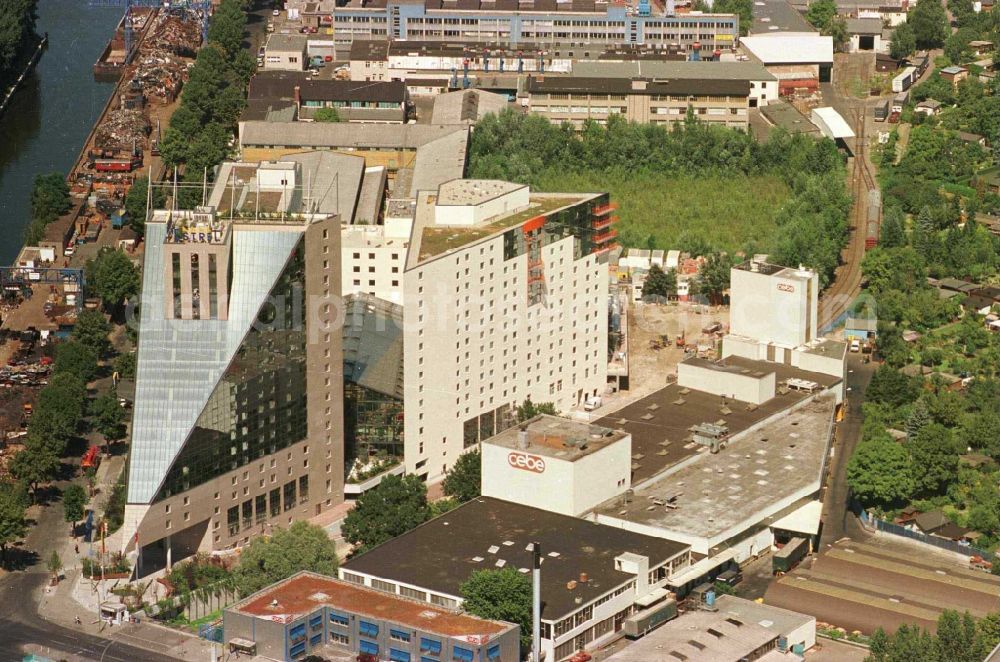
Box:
[773, 537, 809, 574]
[891, 66, 917, 93]
[874, 99, 890, 121]
[623, 599, 678, 638]
[891, 91, 909, 112]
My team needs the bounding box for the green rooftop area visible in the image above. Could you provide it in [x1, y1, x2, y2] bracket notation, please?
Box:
[418, 195, 584, 262]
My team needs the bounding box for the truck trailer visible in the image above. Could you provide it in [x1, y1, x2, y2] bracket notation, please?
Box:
[773, 537, 809, 574]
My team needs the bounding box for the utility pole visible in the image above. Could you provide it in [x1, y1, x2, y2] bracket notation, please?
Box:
[532, 541, 541, 662]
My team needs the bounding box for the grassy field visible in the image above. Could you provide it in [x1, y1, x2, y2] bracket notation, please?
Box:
[531, 171, 792, 254]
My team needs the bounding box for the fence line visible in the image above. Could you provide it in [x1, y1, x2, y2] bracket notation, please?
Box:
[856, 506, 993, 559]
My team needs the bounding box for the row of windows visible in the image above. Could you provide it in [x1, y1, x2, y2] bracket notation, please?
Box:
[225, 477, 306, 536]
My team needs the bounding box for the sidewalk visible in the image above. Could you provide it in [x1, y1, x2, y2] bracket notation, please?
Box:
[36, 566, 220, 660]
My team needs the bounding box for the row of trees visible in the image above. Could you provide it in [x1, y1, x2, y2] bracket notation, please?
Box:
[867, 609, 1000, 662]
[24, 172, 70, 245]
[0, 0, 38, 88]
[470, 110, 851, 287]
[158, 0, 253, 211]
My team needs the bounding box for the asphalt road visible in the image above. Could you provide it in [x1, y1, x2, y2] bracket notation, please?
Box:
[0, 572, 177, 662]
[819, 353, 877, 548]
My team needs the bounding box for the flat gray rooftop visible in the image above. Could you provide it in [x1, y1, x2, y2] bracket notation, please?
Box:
[751, 0, 815, 34]
[572, 60, 777, 82]
[760, 100, 821, 136]
[605, 597, 779, 661]
[484, 414, 628, 462]
[594, 396, 836, 541]
[594, 358, 841, 483]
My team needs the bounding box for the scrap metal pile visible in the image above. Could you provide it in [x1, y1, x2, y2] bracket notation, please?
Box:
[142, 8, 202, 58]
[94, 109, 151, 151]
[127, 8, 201, 102]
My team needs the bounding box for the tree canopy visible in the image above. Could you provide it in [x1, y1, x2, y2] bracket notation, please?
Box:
[442, 449, 481, 503]
[313, 107, 341, 122]
[0, 481, 28, 566]
[460, 568, 533, 650]
[24, 172, 70, 245]
[341, 473, 431, 554]
[86, 248, 140, 310]
[846, 433, 915, 508]
[516, 398, 558, 422]
[0, 0, 38, 86]
[62, 483, 87, 526]
[53, 341, 98, 384]
[908, 0, 950, 49]
[233, 521, 339, 597]
[72, 310, 112, 357]
[642, 264, 677, 300]
[889, 22, 917, 59]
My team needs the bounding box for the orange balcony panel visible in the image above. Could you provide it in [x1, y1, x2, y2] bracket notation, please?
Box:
[592, 215, 618, 231]
[593, 202, 619, 216]
[593, 228, 618, 244]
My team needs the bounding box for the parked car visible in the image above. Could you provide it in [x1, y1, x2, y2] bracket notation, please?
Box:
[850, 339, 861, 352]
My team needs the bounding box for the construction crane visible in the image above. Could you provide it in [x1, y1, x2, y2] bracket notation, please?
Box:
[0, 267, 87, 310]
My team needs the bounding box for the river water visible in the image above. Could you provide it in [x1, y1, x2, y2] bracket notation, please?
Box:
[0, 0, 122, 265]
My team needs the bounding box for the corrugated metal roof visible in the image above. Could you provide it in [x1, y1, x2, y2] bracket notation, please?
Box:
[240, 121, 467, 150]
[572, 60, 777, 82]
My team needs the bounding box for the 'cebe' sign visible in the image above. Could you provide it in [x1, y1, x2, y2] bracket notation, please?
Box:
[508, 451, 546, 474]
[777, 283, 795, 293]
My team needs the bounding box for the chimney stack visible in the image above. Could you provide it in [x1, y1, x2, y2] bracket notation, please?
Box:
[518, 427, 530, 449]
[293, 85, 301, 108]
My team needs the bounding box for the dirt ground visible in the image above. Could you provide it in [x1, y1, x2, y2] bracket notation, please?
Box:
[624, 299, 730, 400]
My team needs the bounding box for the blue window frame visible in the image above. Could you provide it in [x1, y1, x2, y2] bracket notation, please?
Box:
[390, 649, 412, 662]
[420, 637, 442, 655]
[290, 641, 306, 658]
[309, 613, 323, 628]
[487, 644, 501, 662]
[310, 633, 323, 645]
[360, 639, 379, 656]
[289, 623, 306, 639]
[452, 647, 474, 662]
[329, 611, 350, 627]
[390, 629, 411, 643]
[360, 620, 379, 637]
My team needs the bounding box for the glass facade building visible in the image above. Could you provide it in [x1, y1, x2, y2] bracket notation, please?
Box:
[155, 240, 308, 501]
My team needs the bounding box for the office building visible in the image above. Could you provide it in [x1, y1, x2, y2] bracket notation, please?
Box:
[122, 160, 345, 571]
[300, 0, 739, 52]
[401, 180, 615, 481]
[224, 571, 520, 662]
[340, 497, 692, 661]
[525, 75, 750, 129]
[263, 33, 308, 71]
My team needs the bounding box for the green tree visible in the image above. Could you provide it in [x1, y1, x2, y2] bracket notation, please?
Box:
[47, 549, 62, 581]
[846, 433, 915, 507]
[72, 310, 111, 357]
[699, 253, 732, 305]
[87, 249, 140, 309]
[91, 391, 125, 448]
[909, 0, 949, 49]
[516, 398, 558, 422]
[642, 264, 678, 300]
[880, 206, 907, 249]
[866, 365, 920, 408]
[53, 341, 98, 384]
[460, 568, 533, 650]
[28, 372, 87, 454]
[233, 521, 339, 597]
[114, 352, 137, 380]
[207, 0, 248, 59]
[62, 483, 87, 534]
[805, 0, 837, 30]
[8, 443, 60, 501]
[341, 473, 431, 554]
[905, 399, 931, 439]
[313, 107, 342, 123]
[713, 0, 754, 35]
[959, 409, 1000, 457]
[0, 0, 38, 86]
[907, 423, 959, 496]
[890, 22, 917, 59]
[442, 450, 481, 503]
[124, 176, 165, 235]
[0, 481, 28, 567]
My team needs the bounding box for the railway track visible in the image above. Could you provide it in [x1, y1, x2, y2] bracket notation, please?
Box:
[818, 105, 880, 330]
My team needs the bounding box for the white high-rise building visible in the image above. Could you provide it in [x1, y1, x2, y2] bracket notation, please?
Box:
[400, 180, 618, 482]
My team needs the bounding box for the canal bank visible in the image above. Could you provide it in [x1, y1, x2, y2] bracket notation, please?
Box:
[0, 0, 121, 266]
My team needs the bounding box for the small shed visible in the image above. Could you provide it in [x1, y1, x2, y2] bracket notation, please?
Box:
[940, 65, 969, 86]
[845, 317, 877, 341]
[914, 99, 942, 116]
